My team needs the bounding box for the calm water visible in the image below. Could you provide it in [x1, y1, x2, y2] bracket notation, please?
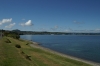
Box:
[20, 35, 100, 63]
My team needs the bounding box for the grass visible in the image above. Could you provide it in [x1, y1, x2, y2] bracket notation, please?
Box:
[0, 37, 31, 66]
[0, 37, 92, 66]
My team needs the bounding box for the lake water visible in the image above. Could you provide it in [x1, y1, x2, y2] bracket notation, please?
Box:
[20, 35, 100, 63]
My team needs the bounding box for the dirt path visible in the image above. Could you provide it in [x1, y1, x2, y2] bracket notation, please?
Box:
[30, 42, 100, 66]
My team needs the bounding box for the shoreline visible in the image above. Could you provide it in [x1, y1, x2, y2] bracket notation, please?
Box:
[29, 41, 100, 66]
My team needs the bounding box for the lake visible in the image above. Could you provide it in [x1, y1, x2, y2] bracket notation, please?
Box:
[20, 35, 100, 63]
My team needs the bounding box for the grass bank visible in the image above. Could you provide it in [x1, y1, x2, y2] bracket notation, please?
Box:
[0, 37, 92, 66]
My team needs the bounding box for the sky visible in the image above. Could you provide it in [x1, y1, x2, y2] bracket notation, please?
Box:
[0, 0, 100, 33]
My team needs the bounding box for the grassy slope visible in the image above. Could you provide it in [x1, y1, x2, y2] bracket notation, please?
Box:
[0, 37, 31, 66]
[0, 37, 92, 66]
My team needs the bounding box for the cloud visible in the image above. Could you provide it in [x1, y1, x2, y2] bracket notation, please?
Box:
[20, 20, 33, 26]
[25, 20, 33, 26]
[54, 25, 58, 29]
[95, 29, 100, 31]
[73, 20, 84, 24]
[65, 29, 70, 32]
[40, 28, 46, 31]
[5, 23, 15, 28]
[69, 29, 100, 33]
[2, 18, 12, 23]
[0, 22, 2, 25]
[65, 28, 73, 32]
[51, 25, 59, 31]
[0, 18, 12, 25]
[20, 23, 25, 26]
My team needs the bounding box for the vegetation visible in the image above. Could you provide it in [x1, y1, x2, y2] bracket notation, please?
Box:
[3, 31, 20, 39]
[0, 35, 92, 66]
[15, 44, 21, 48]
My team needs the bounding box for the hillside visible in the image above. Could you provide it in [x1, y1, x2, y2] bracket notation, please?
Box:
[0, 37, 92, 66]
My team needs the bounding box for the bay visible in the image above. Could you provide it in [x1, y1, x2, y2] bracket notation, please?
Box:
[20, 35, 100, 63]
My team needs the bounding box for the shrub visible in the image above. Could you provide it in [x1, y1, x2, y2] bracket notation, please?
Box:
[26, 43, 29, 45]
[16, 35, 20, 39]
[21, 51, 25, 54]
[15, 44, 21, 48]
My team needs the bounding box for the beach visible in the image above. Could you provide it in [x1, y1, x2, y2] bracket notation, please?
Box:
[30, 42, 100, 66]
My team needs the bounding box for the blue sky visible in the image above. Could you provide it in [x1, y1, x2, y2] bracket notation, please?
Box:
[0, 0, 100, 33]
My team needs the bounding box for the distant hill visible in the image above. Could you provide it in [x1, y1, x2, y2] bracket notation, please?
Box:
[0, 29, 100, 35]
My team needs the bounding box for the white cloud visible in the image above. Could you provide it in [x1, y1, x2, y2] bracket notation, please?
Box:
[0, 18, 12, 25]
[5, 23, 15, 28]
[2, 18, 12, 23]
[20, 20, 33, 26]
[95, 29, 100, 31]
[0, 22, 2, 25]
[25, 20, 33, 26]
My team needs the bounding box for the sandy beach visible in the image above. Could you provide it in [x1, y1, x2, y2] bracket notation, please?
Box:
[30, 42, 100, 66]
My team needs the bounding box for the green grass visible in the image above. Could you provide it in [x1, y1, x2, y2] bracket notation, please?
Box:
[0, 37, 32, 66]
[0, 37, 92, 66]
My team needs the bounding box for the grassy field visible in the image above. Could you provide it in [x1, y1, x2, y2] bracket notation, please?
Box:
[0, 37, 92, 66]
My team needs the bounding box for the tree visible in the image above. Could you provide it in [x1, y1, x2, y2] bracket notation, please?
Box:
[4, 31, 20, 39]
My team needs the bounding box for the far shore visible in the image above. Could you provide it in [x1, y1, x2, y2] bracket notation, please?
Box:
[29, 41, 100, 66]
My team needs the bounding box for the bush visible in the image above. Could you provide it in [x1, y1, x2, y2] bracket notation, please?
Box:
[15, 44, 21, 48]
[16, 35, 20, 39]
[8, 34, 20, 39]
[26, 43, 29, 45]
